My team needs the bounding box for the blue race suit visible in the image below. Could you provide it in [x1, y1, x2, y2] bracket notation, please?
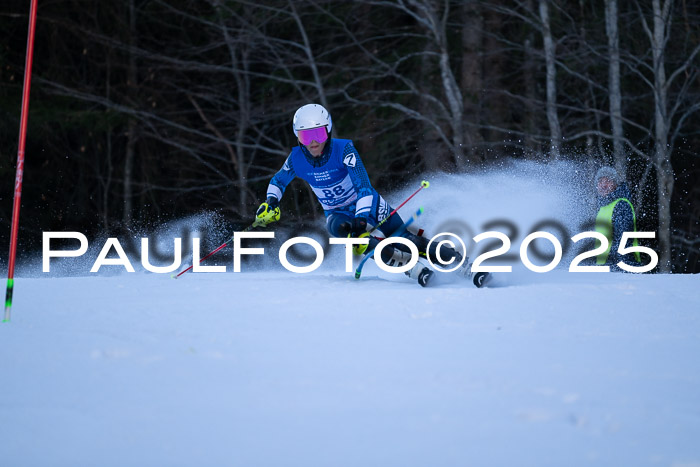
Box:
[266, 139, 403, 237]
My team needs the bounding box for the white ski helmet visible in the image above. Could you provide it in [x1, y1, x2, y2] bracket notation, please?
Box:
[292, 103, 332, 137]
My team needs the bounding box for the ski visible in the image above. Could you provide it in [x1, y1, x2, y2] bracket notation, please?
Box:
[455, 259, 493, 288]
[473, 271, 492, 288]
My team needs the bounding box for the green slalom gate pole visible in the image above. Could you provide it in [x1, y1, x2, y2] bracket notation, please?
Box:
[5, 0, 39, 322]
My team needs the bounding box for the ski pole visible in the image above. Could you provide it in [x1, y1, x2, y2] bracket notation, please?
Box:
[367, 180, 429, 236]
[173, 220, 262, 278]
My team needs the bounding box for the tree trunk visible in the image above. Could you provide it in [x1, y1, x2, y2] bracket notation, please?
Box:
[651, 0, 674, 272]
[440, 47, 466, 169]
[289, 0, 328, 110]
[539, 0, 562, 159]
[432, 2, 465, 169]
[482, 4, 507, 153]
[605, 0, 626, 179]
[461, 0, 483, 164]
[103, 48, 113, 231]
[123, 0, 137, 228]
[523, 32, 538, 155]
[220, 11, 250, 217]
[418, 49, 447, 171]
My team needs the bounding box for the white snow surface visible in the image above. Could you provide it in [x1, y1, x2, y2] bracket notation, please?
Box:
[2, 163, 700, 467]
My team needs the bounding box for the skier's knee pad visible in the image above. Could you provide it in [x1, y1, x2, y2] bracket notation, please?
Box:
[430, 243, 462, 265]
[403, 231, 461, 264]
[402, 231, 429, 252]
[378, 244, 415, 267]
[366, 235, 414, 256]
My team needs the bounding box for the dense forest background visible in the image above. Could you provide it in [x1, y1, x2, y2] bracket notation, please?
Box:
[1, 0, 699, 272]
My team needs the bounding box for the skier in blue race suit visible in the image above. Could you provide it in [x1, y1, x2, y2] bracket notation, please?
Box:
[254, 104, 481, 287]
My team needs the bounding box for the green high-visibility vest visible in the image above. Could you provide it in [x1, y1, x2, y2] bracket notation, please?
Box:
[595, 197, 641, 265]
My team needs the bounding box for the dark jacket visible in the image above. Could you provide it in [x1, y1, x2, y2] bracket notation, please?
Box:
[596, 182, 639, 268]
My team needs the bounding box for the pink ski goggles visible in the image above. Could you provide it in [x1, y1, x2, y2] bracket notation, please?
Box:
[297, 126, 328, 145]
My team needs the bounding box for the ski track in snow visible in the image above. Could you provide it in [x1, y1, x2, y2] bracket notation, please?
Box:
[2, 163, 700, 466]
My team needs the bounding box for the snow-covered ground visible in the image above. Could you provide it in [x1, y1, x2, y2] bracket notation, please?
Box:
[2, 271, 700, 467]
[1, 163, 699, 466]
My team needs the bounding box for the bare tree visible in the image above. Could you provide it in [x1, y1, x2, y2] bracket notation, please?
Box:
[637, 0, 700, 272]
[538, 0, 561, 158]
[604, 0, 626, 180]
[460, 0, 484, 164]
[522, 0, 540, 155]
[123, 0, 138, 228]
[381, 0, 467, 167]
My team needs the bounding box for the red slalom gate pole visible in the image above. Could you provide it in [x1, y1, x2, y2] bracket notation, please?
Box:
[366, 179, 429, 237]
[4, 0, 39, 323]
[174, 221, 261, 278]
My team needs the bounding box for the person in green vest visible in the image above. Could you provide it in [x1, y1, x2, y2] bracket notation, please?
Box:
[594, 166, 641, 270]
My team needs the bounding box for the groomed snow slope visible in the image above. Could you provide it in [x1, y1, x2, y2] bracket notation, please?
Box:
[1, 271, 699, 467]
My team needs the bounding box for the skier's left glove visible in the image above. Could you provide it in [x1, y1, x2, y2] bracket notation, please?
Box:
[255, 197, 280, 226]
[351, 231, 371, 255]
[349, 217, 370, 255]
